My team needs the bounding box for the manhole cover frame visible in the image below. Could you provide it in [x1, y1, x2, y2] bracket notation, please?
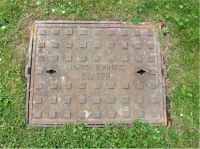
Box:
[25, 21, 167, 127]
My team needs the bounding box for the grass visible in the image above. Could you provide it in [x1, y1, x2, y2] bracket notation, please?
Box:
[0, 0, 199, 147]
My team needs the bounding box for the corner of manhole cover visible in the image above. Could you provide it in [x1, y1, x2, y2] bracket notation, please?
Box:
[25, 21, 167, 127]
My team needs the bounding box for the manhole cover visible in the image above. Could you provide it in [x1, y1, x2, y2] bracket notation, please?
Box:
[26, 21, 167, 126]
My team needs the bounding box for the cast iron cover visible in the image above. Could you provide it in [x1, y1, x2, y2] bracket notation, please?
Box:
[26, 21, 167, 126]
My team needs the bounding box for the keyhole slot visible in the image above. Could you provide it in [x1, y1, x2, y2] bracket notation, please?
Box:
[46, 69, 56, 74]
[137, 69, 146, 75]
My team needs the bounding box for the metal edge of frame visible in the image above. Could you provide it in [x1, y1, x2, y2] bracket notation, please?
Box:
[25, 24, 34, 125]
[156, 23, 167, 126]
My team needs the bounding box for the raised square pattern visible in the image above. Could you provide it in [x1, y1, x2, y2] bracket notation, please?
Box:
[27, 21, 166, 126]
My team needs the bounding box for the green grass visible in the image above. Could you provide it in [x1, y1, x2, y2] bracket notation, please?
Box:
[0, 0, 199, 147]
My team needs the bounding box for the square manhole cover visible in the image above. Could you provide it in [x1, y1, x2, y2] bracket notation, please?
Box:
[26, 21, 167, 126]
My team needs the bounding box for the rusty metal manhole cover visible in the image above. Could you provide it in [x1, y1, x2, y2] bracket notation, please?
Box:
[26, 21, 167, 126]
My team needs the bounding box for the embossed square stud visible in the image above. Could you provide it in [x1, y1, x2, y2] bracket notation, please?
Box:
[65, 82, 72, 89]
[52, 29, 60, 35]
[50, 82, 57, 89]
[93, 42, 101, 48]
[122, 42, 128, 49]
[38, 42, 45, 48]
[66, 55, 72, 62]
[136, 81, 143, 89]
[79, 96, 86, 104]
[94, 55, 101, 62]
[64, 96, 71, 104]
[121, 29, 128, 36]
[136, 96, 144, 103]
[137, 111, 145, 118]
[108, 96, 115, 104]
[79, 83, 86, 89]
[79, 28, 87, 35]
[122, 96, 130, 103]
[92, 111, 101, 118]
[146, 29, 154, 36]
[122, 111, 130, 118]
[52, 42, 59, 48]
[79, 54, 87, 62]
[108, 29, 114, 36]
[80, 42, 87, 48]
[65, 42, 73, 48]
[64, 111, 71, 118]
[79, 111, 86, 118]
[35, 67, 43, 75]
[33, 96, 42, 104]
[93, 96, 101, 104]
[107, 82, 115, 89]
[37, 56, 44, 62]
[108, 111, 116, 119]
[64, 28, 73, 35]
[134, 30, 141, 36]
[122, 81, 129, 89]
[108, 55, 115, 62]
[121, 55, 129, 62]
[35, 82, 43, 89]
[149, 56, 155, 62]
[49, 111, 56, 118]
[94, 29, 100, 35]
[151, 95, 159, 103]
[93, 82, 101, 89]
[38, 29, 46, 35]
[49, 97, 57, 104]
[108, 42, 115, 48]
[33, 111, 42, 118]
